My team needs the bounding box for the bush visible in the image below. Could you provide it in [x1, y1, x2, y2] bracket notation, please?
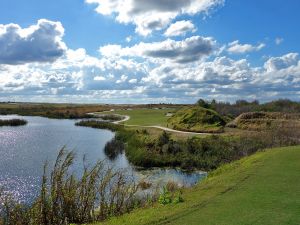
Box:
[104, 138, 124, 160]
[158, 186, 184, 205]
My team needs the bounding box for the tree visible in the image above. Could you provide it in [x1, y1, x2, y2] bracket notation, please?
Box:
[197, 99, 210, 109]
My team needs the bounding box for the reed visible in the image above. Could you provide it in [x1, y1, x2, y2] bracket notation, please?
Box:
[0, 147, 155, 225]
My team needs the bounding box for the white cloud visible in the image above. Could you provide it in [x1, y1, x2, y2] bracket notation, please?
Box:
[264, 53, 299, 72]
[227, 40, 265, 54]
[0, 19, 66, 65]
[116, 74, 128, 83]
[1, 50, 300, 103]
[275, 37, 284, 45]
[100, 36, 216, 63]
[94, 76, 106, 81]
[129, 78, 138, 84]
[126, 36, 132, 42]
[86, 0, 224, 36]
[164, 20, 196, 37]
[1, 21, 299, 103]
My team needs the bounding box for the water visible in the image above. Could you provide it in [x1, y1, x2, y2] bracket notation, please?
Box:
[0, 115, 206, 203]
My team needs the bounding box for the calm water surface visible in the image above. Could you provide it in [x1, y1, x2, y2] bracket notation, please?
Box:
[0, 115, 206, 203]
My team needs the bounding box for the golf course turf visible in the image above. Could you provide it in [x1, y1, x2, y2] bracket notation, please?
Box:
[99, 108, 176, 126]
[97, 145, 300, 225]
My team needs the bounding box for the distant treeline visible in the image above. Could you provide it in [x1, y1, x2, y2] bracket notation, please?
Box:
[197, 99, 300, 118]
[0, 103, 184, 119]
[0, 119, 27, 126]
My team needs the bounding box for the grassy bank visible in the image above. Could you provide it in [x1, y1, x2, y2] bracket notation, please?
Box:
[76, 120, 299, 170]
[99, 145, 300, 225]
[0, 119, 27, 126]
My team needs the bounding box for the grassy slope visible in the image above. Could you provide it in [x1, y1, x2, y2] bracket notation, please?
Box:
[101, 109, 176, 126]
[98, 146, 300, 225]
[228, 112, 300, 131]
[168, 106, 225, 133]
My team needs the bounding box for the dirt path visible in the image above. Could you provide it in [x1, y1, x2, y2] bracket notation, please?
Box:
[89, 112, 208, 135]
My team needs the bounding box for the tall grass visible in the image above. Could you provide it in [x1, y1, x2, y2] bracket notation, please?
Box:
[75, 120, 122, 132]
[77, 119, 300, 170]
[0, 148, 156, 225]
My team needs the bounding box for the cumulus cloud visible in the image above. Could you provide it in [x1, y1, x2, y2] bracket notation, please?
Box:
[227, 40, 265, 54]
[264, 53, 299, 72]
[0, 19, 66, 65]
[0, 19, 299, 103]
[86, 0, 224, 36]
[100, 36, 216, 63]
[164, 20, 196, 37]
[1, 50, 300, 103]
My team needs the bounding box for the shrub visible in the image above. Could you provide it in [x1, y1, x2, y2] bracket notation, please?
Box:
[158, 187, 172, 205]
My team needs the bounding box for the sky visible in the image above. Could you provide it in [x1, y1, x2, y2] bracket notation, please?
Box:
[0, 0, 300, 103]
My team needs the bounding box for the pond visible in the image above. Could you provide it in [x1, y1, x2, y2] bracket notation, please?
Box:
[0, 115, 206, 203]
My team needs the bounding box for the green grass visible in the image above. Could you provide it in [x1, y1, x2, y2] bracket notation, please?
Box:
[95, 146, 300, 225]
[168, 106, 226, 133]
[100, 108, 177, 126]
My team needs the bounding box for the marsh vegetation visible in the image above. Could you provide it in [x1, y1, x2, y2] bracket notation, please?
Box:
[0, 119, 27, 126]
[0, 148, 162, 225]
[76, 119, 300, 170]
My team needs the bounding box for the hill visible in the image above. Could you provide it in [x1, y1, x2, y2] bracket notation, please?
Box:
[100, 145, 300, 225]
[227, 111, 300, 130]
[167, 106, 226, 133]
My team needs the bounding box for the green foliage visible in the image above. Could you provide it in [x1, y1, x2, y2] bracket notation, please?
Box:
[0, 148, 149, 225]
[100, 108, 177, 126]
[158, 187, 183, 205]
[104, 138, 124, 160]
[95, 114, 125, 121]
[0, 119, 27, 126]
[158, 187, 172, 205]
[196, 99, 211, 109]
[213, 99, 300, 118]
[158, 131, 170, 146]
[77, 119, 300, 171]
[75, 120, 123, 132]
[99, 146, 300, 225]
[168, 106, 226, 133]
[228, 111, 300, 131]
[0, 103, 108, 119]
[172, 191, 184, 204]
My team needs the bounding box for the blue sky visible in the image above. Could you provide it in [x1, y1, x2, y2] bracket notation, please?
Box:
[0, 0, 300, 103]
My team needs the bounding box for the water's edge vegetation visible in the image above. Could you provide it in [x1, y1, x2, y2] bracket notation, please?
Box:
[100, 146, 300, 225]
[75, 120, 300, 171]
[1, 99, 300, 224]
[0, 148, 182, 225]
[0, 119, 27, 127]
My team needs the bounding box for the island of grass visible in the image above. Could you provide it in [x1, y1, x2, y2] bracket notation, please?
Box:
[167, 105, 226, 133]
[0, 119, 27, 126]
[95, 145, 300, 225]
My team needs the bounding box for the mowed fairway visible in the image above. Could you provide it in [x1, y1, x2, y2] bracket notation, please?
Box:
[100, 108, 177, 126]
[98, 146, 300, 225]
